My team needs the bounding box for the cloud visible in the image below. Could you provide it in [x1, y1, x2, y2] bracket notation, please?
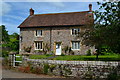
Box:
[47, 0, 65, 7]
[3, 15, 25, 21]
[0, 2, 12, 16]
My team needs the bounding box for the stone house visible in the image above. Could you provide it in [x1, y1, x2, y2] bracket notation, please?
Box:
[18, 4, 95, 55]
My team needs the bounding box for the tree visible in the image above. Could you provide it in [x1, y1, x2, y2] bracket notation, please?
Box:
[1, 25, 10, 43]
[78, 2, 120, 59]
[93, 2, 120, 54]
[8, 32, 19, 51]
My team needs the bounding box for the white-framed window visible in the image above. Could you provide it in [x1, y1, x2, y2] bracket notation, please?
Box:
[34, 41, 43, 50]
[35, 30, 42, 37]
[72, 28, 80, 35]
[71, 41, 80, 50]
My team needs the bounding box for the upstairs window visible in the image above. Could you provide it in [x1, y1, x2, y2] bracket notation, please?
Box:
[72, 41, 80, 50]
[35, 41, 43, 50]
[72, 28, 80, 35]
[36, 30, 42, 37]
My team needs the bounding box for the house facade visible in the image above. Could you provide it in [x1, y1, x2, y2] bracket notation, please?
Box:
[18, 4, 95, 55]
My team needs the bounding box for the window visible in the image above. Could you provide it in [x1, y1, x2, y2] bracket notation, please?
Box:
[72, 41, 80, 50]
[35, 41, 43, 50]
[72, 28, 80, 35]
[35, 30, 42, 37]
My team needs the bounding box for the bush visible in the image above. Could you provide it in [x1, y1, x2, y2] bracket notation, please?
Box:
[86, 49, 91, 56]
[2, 50, 9, 57]
[24, 46, 32, 53]
[44, 64, 49, 74]
[46, 54, 52, 56]
[30, 66, 43, 74]
[61, 53, 65, 56]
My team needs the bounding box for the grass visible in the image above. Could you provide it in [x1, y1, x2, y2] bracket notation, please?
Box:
[29, 54, 120, 61]
[16, 54, 22, 61]
[53, 55, 120, 61]
[29, 54, 52, 59]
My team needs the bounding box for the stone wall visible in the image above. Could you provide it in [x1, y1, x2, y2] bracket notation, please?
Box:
[20, 27, 95, 55]
[23, 58, 120, 79]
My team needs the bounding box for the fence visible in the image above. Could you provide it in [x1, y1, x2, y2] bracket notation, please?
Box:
[9, 54, 22, 67]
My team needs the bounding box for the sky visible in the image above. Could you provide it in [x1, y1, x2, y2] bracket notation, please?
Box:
[1, 1, 100, 34]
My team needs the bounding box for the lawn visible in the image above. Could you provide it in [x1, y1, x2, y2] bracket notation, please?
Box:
[29, 54, 52, 59]
[29, 54, 120, 61]
[16, 54, 22, 61]
[53, 55, 120, 61]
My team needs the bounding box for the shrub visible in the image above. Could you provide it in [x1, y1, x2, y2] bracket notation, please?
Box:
[44, 64, 49, 74]
[86, 49, 91, 56]
[30, 67, 43, 74]
[61, 53, 65, 56]
[46, 54, 52, 56]
[24, 46, 32, 53]
[2, 50, 9, 57]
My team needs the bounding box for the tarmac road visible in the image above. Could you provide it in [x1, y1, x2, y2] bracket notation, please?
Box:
[0, 57, 63, 79]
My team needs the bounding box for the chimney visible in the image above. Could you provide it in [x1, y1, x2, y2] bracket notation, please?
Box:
[89, 4, 92, 12]
[30, 8, 34, 16]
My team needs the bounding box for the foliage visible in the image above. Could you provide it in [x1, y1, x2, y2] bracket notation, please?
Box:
[43, 43, 50, 54]
[78, 2, 120, 58]
[62, 46, 74, 55]
[8, 38, 19, 51]
[93, 2, 120, 54]
[24, 46, 32, 53]
[1, 25, 10, 43]
[1, 25, 19, 57]
[30, 66, 43, 74]
[2, 50, 9, 57]
[86, 49, 91, 56]
[43, 64, 49, 74]
[61, 53, 65, 56]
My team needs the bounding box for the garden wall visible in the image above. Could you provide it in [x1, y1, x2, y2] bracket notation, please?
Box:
[22, 58, 120, 79]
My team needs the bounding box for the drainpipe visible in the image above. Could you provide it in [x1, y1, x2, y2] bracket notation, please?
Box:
[50, 27, 52, 51]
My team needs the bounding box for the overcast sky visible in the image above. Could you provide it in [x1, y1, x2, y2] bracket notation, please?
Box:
[1, 1, 100, 34]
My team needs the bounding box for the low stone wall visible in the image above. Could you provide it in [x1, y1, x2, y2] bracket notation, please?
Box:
[23, 58, 120, 79]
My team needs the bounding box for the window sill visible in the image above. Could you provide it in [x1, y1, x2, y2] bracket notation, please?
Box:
[35, 36, 44, 37]
[35, 49, 43, 50]
[71, 49, 80, 51]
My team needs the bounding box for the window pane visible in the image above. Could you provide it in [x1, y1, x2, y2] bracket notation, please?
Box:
[72, 29, 80, 35]
[36, 30, 42, 36]
[72, 41, 80, 49]
[35, 42, 42, 50]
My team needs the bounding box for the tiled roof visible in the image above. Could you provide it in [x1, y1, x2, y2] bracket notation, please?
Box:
[18, 11, 94, 28]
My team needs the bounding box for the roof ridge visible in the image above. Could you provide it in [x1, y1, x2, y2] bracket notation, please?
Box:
[34, 11, 89, 16]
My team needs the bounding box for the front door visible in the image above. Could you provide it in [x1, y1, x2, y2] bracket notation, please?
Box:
[56, 43, 61, 55]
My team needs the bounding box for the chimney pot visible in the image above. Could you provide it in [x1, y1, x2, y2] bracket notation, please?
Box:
[30, 8, 34, 16]
[89, 4, 92, 11]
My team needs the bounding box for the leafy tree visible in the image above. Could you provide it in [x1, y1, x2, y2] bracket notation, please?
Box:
[1, 25, 10, 43]
[1, 25, 19, 57]
[78, 2, 120, 59]
[94, 2, 120, 54]
[8, 32, 19, 51]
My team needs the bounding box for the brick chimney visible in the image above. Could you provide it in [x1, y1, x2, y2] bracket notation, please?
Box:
[89, 4, 92, 12]
[30, 8, 34, 16]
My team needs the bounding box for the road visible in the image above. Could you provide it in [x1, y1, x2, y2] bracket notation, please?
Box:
[0, 57, 63, 78]
[2, 69, 62, 78]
